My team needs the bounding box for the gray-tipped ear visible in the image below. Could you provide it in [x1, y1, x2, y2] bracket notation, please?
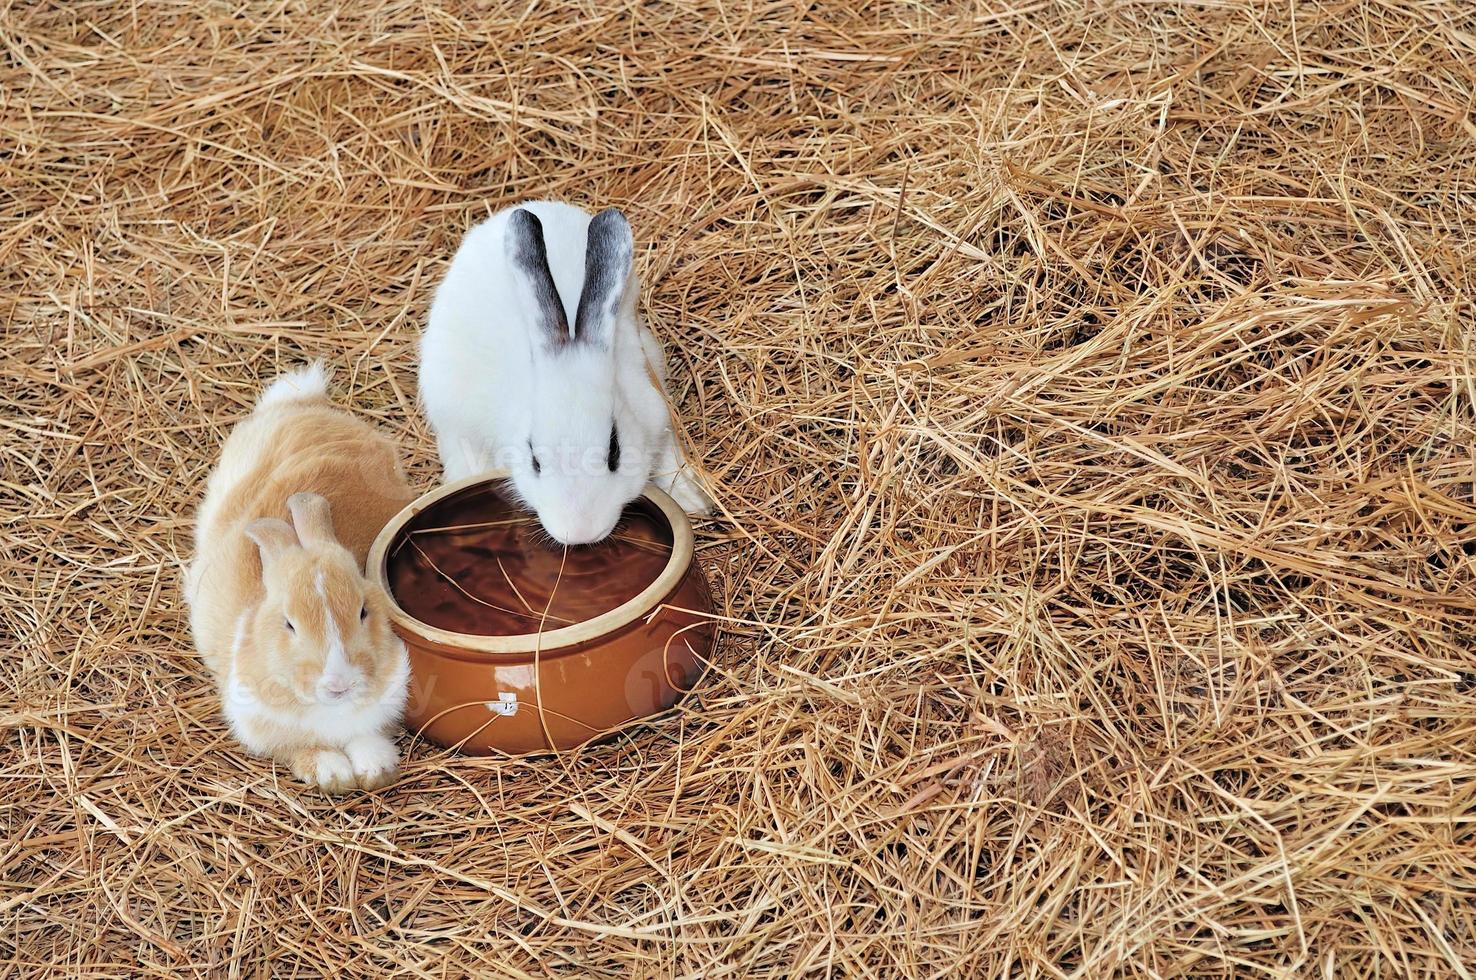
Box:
[245, 517, 298, 565]
[506, 208, 571, 348]
[574, 208, 633, 347]
[286, 492, 336, 547]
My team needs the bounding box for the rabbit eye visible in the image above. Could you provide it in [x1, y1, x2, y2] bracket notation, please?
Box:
[607, 425, 620, 472]
[359, 603, 367, 622]
[529, 442, 541, 476]
[284, 618, 296, 633]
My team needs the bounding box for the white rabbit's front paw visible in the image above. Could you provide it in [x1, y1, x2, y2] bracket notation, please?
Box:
[437, 432, 493, 484]
[345, 734, 400, 790]
[660, 469, 714, 516]
[292, 748, 356, 795]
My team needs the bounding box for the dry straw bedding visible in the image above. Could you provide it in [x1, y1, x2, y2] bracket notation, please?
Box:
[3, 0, 1475, 976]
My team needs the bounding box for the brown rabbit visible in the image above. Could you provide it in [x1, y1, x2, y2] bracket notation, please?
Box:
[186, 364, 415, 793]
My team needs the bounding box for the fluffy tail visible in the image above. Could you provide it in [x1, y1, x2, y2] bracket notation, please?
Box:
[257, 362, 330, 410]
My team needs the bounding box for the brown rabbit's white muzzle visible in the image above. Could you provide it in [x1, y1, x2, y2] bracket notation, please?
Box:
[312, 629, 365, 704]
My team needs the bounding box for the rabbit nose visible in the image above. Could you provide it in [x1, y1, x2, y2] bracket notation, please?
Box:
[318, 675, 359, 701]
[548, 516, 616, 546]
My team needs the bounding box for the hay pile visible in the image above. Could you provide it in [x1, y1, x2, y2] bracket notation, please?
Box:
[4, 0, 1475, 975]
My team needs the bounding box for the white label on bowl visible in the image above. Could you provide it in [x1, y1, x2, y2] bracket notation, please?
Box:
[485, 692, 519, 717]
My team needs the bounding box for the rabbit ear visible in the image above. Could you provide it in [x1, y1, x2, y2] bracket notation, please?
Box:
[287, 492, 337, 546]
[574, 208, 632, 348]
[506, 208, 571, 349]
[245, 517, 298, 565]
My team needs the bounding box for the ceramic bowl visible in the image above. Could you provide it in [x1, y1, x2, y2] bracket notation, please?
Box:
[367, 473, 714, 755]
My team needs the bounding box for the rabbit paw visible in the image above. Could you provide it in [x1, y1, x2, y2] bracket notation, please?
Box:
[291, 748, 357, 795]
[663, 470, 715, 516]
[345, 734, 400, 791]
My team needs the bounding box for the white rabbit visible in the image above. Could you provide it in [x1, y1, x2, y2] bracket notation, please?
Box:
[419, 200, 712, 545]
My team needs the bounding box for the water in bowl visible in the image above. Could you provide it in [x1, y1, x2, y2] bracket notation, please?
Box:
[386, 484, 674, 636]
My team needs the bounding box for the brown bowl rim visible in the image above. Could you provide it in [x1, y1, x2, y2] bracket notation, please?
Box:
[366, 471, 696, 657]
